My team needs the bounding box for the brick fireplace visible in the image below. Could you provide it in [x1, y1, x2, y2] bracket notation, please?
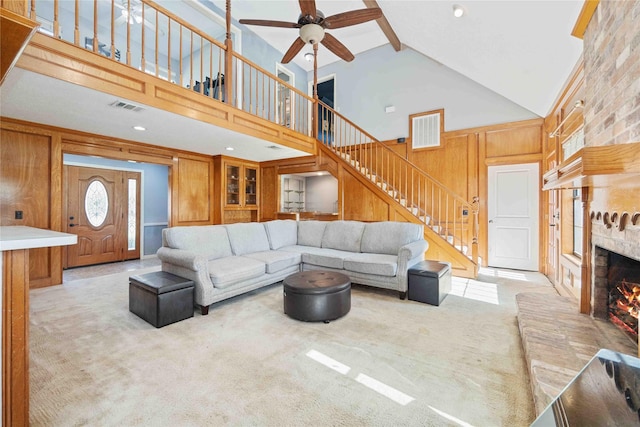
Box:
[583, 0, 640, 354]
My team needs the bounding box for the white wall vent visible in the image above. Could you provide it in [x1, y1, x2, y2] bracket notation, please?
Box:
[412, 112, 441, 149]
[109, 100, 145, 112]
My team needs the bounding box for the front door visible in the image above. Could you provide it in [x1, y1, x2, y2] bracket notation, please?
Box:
[64, 165, 141, 268]
[488, 163, 539, 270]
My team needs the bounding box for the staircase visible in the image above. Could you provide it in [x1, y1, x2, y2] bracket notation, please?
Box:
[316, 102, 479, 277]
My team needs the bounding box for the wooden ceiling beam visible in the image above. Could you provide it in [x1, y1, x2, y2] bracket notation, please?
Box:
[363, 0, 401, 52]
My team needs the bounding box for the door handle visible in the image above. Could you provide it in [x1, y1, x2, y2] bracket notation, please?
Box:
[550, 224, 556, 227]
[69, 224, 78, 227]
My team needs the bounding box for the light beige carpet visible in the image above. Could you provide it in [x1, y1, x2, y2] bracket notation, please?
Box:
[29, 266, 557, 426]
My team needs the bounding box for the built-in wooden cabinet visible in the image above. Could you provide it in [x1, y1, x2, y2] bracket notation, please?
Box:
[215, 156, 259, 223]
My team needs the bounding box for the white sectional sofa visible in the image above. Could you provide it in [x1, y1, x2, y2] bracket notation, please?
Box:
[157, 220, 428, 314]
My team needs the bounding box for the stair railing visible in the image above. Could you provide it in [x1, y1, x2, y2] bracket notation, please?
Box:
[317, 101, 479, 262]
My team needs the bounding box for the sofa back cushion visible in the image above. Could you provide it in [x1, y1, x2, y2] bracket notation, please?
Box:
[263, 220, 298, 250]
[226, 222, 271, 255]
[361, 221, 424, 255]
[321, 220, 366, 253]
[163, 225, 232, 260]
[297, 220, 327, 247]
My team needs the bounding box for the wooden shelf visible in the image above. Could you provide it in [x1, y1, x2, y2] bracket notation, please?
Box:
[543, 142, 640, 190]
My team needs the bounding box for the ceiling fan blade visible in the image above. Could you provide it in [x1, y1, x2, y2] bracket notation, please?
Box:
[282, 37, 306, 64]
[323, 8, 383, 29]
[239, 19, 300, 29]
[321, 33, 354, 62]
[299, 0, 317, 19]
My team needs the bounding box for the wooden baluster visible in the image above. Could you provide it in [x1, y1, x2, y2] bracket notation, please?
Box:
[472, 197, 479, 264]
[92, 0, 98, 52]
[209, 42, 214, 98]
[74, 0, 79, 45]
[125, 0, 131, 64]
[199, 36, 203, 93]
[179, 25, 183, 89]
[167, 19, 171, 82]
[109, 0, 115, 59]
[30, 0, 36, 19]
[140, 5, 145, 72]
[154, 10, 159, 77]
[453, 199, 457, 249]
[54, 0, 60, 39]
[224, 0, 233, 104]
[189, 32, 193, 91]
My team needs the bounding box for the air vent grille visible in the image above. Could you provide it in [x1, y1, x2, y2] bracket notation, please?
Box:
[109, 100, 145, 112]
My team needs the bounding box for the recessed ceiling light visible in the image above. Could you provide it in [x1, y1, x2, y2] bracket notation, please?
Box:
[133, 125, 146, 131]
[453, 4, 465, 18]
[225, 147, 234, 151]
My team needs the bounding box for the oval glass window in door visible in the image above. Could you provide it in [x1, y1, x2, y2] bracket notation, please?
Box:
[85, 180, 109, 227]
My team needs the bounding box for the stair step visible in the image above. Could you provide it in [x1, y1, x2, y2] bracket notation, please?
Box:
[419, 216, 431, 225]
[399, 199, 407, 207]
[408, 207, 419, 215]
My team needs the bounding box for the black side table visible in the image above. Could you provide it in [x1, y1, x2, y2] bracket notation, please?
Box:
[408, 260, 452, 306]
[129, 271, 194, 328]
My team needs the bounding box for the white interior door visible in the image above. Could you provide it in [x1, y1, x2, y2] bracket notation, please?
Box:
[488, 163, 539, 270]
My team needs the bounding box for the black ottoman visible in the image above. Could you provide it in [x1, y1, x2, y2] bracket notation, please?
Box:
[408, 260, 452, 306]
[129, 271, 194, 328]
[283, 270, 351, 322]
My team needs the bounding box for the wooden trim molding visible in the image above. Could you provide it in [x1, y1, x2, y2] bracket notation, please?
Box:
[0, 7, 38, 86]
[542, 141, 640, 190]
[2, 249, 30, 427]
[572, 0, 600, 39]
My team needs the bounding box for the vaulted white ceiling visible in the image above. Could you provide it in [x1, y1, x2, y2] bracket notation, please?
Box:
[217, 0, 585, 117]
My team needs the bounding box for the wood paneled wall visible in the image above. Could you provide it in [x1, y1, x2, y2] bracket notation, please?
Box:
[0, 118, 216, 286]
[263, 118, 543, 266]
[410, 118, 543, 264]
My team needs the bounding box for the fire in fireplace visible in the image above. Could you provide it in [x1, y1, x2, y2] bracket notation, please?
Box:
[608, 252, 640, 342]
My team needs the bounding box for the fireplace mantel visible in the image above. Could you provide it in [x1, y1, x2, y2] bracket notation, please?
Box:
[542, 141, 640, 190]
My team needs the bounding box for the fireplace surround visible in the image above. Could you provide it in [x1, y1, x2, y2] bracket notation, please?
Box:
[592, 246, 640, 342]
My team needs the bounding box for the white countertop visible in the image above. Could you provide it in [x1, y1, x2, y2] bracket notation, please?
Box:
[0, 226, 77, 251]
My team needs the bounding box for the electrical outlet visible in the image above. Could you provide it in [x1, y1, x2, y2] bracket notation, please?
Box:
[15, 210, 23, 220]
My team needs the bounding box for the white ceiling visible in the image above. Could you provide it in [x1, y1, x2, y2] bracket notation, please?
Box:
[0, 0, 585, 163]
[219, 0, 585, 117]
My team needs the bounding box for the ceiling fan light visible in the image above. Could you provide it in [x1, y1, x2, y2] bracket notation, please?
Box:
[453, 5, 465, 18]
[300, 24, 324, 45]
[304, 52, 314, 62]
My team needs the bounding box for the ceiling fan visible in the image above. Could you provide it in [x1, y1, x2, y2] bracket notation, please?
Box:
[239, 0, 382, 64]
[113, 0, 156, 32]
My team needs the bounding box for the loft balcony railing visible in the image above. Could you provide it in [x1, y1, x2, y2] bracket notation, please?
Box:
[27, 0, 313, 136]
[317, 101, 479, 263]
[24, 0, 478, 261]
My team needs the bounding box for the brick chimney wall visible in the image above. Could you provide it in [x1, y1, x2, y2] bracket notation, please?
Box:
[583, 0, 640, 148]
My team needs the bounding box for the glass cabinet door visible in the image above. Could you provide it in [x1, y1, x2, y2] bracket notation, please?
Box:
[226, 164, 240, 205]
[245, 167, 257, 206]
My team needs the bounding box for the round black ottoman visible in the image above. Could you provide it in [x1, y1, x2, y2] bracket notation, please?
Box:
[283, 270, 351, 322]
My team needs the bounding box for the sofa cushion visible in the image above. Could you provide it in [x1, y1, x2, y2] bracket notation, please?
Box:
[302, 248, 354, 269]
[321, 221, 366, 253]
[263, 220, 298, 250]
[242, 250, 301, 274]
[297, 220, 327, 247]
[225, 222, 271, 256]
[344, 253, 398, 277]
[361, 222, 424, 255]
[164, 225, 232, 260]
[207, 256, 265, 289]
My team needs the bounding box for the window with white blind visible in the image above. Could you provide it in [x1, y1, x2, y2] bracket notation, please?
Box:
[411, 110, 442, 149]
